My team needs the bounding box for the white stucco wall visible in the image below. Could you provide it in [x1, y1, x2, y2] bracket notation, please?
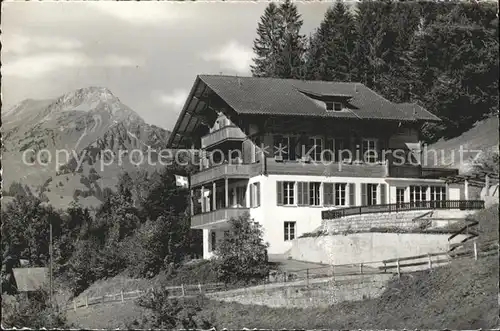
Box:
[200, 173, 453, 258]
[256, 174, 389, 255]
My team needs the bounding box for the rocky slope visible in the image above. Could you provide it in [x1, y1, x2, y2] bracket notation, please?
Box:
[2, 87, 171, 209]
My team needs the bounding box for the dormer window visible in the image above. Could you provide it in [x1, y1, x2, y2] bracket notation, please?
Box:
[326, 102, 343, 112]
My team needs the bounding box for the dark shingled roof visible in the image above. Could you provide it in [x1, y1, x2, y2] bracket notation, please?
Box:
[198, 75, 441, 122]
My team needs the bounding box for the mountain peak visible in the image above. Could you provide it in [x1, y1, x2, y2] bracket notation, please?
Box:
[59, 86, 118, 105]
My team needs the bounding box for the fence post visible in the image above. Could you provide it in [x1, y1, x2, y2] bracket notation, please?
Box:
[359, 263, 363, 275]
[102, 295, 105, 304]
[73, 300, 77, 312]
[428, 253, 432, 271]
[181, 284, 185, 297]
[474, 241, 478, 260]
[383, 261, 386, 273]
[306, 269, 309, 287]
[396, 259, 401, 279]
[198, 283, 202, 294]
[85, 296, 88, 308]
[121, 290, 124, 303]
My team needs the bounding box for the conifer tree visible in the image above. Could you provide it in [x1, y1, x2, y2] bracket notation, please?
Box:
[305, 1, 357, 81]
[251, 0, 306, 79]
[251, 2, 283, 77]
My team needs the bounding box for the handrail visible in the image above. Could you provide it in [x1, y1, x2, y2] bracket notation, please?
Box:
[322, 200, 485, 220]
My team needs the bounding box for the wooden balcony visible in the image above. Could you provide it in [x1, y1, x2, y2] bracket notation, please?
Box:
[264, 158, 387, 178]
[201, 126, 246, 149]
[190, 162, 262, 187]
[191, 207, 250, 229]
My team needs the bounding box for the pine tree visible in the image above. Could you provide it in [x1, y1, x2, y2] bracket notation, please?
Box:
[277, 0, 307, 79]
[405, 3, 499, 142]
[251, 2, 283, 77]
[251, 0, 306, 79]
[305, 1, 357, 81]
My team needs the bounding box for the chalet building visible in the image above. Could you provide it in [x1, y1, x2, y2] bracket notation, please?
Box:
[167, 75, 461, 259]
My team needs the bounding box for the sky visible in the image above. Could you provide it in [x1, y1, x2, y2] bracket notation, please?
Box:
[1, 1, 337, 130]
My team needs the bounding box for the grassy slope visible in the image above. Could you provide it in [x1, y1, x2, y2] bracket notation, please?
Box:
[425, 116, 499, 172]
[203, 255, 499, 329]
[66, 206, 499, 329]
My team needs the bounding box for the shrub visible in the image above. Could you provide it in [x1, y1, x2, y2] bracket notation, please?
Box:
[1, 290, 71, 329]
[215, 212, 270, 285]
[128, 290, 215, 329]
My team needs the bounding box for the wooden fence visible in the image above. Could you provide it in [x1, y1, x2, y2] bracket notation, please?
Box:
[322, 200, 485, 220]
[65, 240, 498, 311]
[64, 282, 225, 311]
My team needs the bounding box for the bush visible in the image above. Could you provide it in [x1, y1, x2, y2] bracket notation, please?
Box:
[1, 290, 71, 329]
[128, 289, 215, 329]
[215, 212, 270, 285]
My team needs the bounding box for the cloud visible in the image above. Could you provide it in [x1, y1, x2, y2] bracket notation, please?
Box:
[2, 33, 83, 55]
[201, 41, 253, 74]
[88, 1, 191, 25]
[2, 52, 142, 79]
[155, 89, 189, 109]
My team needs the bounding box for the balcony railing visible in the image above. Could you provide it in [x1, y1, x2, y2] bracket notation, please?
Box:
[191, 207, 250, 229]
[190, 162, 262, 186]
[201, 126, 246, 149]
[322, 200, 485, 220]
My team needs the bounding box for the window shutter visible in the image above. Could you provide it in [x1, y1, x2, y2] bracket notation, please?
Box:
[332, 183, 337, 206]
[297, 182, 303, 205]
[380, 184, 387, 204]
[256, 183, 260, 206]
[250, 184, 254, 207]
[304, 182, 310, 205]
[349, 183, 355, 206]
[277, 182, 283, 205]
[361, 184, 367, 205]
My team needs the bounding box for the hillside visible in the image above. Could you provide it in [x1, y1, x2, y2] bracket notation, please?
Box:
[425, 116, 499, 173]
[1, 87, 171, 209]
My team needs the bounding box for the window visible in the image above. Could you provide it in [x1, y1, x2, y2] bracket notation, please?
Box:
[335, 183, 347, 206]
[307, 137, 323, 161]
[309, 182, 321, 206]
[362, 139, 378, 163]
[362, 183, 378, 206]
[410, 186, 428, 207]
[273, 135, 296, 161]
[323, 183, 334, 206]
[250, 182, 261, 208]
[326, 102, 343, 112]
[430, 186, 446, 207]
[396, 187, 405, 207]
[277, 181, 295, 205]
[284, 221, 296, 241]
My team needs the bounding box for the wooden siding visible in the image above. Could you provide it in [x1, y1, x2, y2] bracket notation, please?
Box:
[265, 158, 387, 178]
[201, 125, 246, 149]
[190, 162, 262, 187]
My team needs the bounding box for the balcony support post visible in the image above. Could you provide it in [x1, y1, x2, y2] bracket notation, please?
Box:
[225, 178, 229, 208]
[212, 181, 217, 210]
